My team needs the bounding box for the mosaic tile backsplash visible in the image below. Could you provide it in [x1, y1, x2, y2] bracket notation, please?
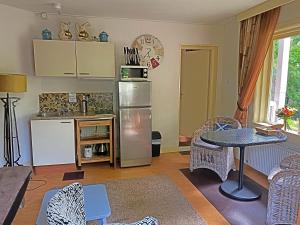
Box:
[39, 92, 113, 113]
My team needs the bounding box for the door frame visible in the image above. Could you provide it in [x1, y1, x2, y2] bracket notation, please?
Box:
[179, 44, 218, 126]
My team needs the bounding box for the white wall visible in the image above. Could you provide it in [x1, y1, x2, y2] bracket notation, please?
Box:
[278, 0, 300, 26]
[34, 15, 224, 152]
[216, 18, 240, 117]
[0, 4, 224, 166]
[0, 4, 37, 166]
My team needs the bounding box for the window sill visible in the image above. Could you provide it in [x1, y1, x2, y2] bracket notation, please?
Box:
[253, 121, 300, 145]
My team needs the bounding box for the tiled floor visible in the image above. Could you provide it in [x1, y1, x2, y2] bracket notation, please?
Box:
[13, 152, 268, 225]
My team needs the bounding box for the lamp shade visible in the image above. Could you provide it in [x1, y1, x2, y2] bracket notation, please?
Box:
[0, 74, 27, 93]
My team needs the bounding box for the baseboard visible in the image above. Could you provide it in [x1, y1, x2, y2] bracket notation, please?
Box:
[160, 147, 180, 153]
[160, 146, 191, 153]
[33, 163, 77, 175]
[179, 146, 190, 152]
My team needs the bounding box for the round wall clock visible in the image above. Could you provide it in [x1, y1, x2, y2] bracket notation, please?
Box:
[132, 34, 164, 70]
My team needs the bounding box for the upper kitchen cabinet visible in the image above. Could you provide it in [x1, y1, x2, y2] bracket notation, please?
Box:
[33, 40, 76, 77]
[76, 42, 115, 78]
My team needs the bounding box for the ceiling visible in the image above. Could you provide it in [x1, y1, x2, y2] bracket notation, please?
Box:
[0, 0, 266, 24]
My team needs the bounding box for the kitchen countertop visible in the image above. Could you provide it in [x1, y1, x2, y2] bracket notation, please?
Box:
[31, 112, 115, 120]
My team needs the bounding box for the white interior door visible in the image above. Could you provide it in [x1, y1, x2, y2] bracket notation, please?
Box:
[179, 49, 211, 137]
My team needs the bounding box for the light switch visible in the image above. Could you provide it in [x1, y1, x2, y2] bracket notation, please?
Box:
[68, 93, 77, 103]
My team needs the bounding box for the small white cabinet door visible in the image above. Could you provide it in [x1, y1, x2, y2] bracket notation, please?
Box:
[76, 42, 115, 78]
[33, 40, 76, 77]
[31, 119, 75, 166]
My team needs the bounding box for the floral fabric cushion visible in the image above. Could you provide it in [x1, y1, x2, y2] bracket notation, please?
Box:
[47, 182, 86, 225]
[107, 216, 159, 225]
[213, 123, 233, 131]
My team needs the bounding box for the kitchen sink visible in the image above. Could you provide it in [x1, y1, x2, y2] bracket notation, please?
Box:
[36, 112, 61, 117]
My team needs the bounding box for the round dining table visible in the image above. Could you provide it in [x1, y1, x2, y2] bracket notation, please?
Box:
[200, 128, 287, 201]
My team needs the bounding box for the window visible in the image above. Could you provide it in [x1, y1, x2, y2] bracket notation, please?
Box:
[267, 34, 300, 132]
[253, 25, 300, 134]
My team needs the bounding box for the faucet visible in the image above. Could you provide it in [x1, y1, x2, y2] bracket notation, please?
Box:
[59, 108, 69, 116]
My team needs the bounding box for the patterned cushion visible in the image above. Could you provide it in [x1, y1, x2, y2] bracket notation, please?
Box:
[47, 182, 86, 225]
[107, 216, 159, 225]
[213, 122, 233, 131]
[193, 138, 222, 150]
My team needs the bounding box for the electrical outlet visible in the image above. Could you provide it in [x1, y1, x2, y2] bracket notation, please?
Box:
[68, 93, 77, 103]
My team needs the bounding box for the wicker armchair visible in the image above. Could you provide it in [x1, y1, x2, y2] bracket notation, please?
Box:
[189, 117, 241, 181]
[279, 154, 300, 170]
[267, 154, 300, 225]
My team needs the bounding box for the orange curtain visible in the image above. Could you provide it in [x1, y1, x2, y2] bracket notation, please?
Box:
[234, 7, 281, 127]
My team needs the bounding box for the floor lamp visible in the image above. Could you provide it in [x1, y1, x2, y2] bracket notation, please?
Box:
[0, 74, 27, 167]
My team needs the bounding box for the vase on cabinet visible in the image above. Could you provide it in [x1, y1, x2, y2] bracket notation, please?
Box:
[99, 32, 109, 42]
[42, 29, 52, 40]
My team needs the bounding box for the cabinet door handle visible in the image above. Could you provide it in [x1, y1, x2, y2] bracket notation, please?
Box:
[64, 72, 75, 75]
[60, 121, 71, 124]
[79, 72, 90, 75]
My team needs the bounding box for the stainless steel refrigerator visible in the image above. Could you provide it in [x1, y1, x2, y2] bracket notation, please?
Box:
[118, 81, 152, 167]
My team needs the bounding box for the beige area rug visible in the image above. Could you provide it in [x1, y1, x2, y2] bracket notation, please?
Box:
[105, 175, 207, 225]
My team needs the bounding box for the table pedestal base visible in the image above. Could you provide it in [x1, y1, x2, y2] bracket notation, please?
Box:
[220, 180, 261, 201]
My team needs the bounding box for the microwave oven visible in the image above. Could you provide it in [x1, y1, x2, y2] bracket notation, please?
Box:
[120, 65, 148, 80]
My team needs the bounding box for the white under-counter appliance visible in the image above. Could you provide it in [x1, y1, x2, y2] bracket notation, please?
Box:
[118, 81, 152, 167]
[120, 65, 148, 80]
[31, 119, 75, 166]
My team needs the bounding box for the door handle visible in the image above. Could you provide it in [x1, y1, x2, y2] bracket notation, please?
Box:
[60, 121, 71, 124]
[64, 72, 75, 75]
[79, 72, 90, 75]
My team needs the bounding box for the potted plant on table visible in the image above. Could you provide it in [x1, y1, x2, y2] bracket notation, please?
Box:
[276, 106, 297, 131]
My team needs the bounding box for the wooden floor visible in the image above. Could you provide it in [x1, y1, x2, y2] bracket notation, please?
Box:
[12, 152, 269, 225]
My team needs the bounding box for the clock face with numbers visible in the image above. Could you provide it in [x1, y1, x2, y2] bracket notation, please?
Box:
[132, 34, 164, 70]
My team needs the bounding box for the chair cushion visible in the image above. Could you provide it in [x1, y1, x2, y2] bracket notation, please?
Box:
[193, 138, 222, 150]
[47, 182, 86, 225]
[214, 122, 233, 131]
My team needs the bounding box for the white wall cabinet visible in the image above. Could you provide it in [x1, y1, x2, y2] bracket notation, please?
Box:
[76, 42, 115, 78]
[33, 40, 77, 77]
[33, 40, 115, 78]
[31, 119, 75, 166]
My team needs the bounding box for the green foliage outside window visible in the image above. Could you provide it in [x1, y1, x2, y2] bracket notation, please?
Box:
[286, 35, 300, 112]
[286, 35, 300, 131]
[271, 35, 300, 132]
